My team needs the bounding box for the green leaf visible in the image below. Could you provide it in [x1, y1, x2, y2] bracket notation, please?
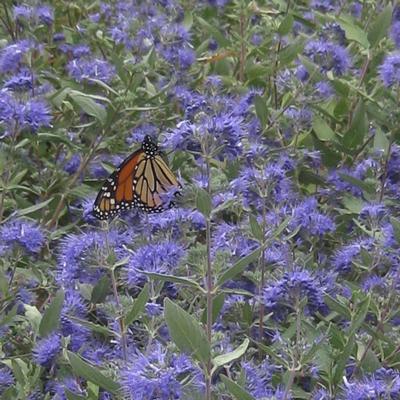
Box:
[196, 188, 212, 218]
[217, 247, 261, 287]
[201, 292, 225, 325]
[254, 95, 268, 128]
[249, 214, 263, 241]
[11, 359, 27, 387]
[91, 275, 110, 304]
[197, 17, 230, 47]
[342, 195, 364, 214]
[338, 173, 375, 194]
[213, 338, 249, 369]
[143, 272, 202, 290]
[37, 132, 78, 148]
[298, 55, 323, 81]
[164, 298, 210, 364]
[324, 294, 351, 319]
[343, 100, 368, 149]
[24, 305, 42, 334]
[66, 390, 87, 400]
[39, 290, 64, 337]
[279, 37, 305, 65]
[49, 87, 71, 108]
[220, 375, 256, 400]
[373, 127, 389, 155]
[368, 5, 393, 47]
[312, 115, 336, 141]
[278, 14, 294, 36]
[68, 351, 120, 395]
[182, 11, 193, 30]
[349, 296, 370, 336]
[357, 343, 381, 372]
[333, 296, 371, 382]
[334, 335, 355, 384]
[67, 316, 114, 336]
[69, 92, 107, 124]
[125, 284, 149, 327]
[15, 198, 53, 217]
[338, 17, 369, 48]
[390, 217, 400, 244]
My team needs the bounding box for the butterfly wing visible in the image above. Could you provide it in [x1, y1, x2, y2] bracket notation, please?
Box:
[92, 149, 144, 220]
[132, 154, 181, 213]
[93, 137, 181, 220]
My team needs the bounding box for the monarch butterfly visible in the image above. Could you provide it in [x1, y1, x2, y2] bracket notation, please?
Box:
[92, 135, 181, 220]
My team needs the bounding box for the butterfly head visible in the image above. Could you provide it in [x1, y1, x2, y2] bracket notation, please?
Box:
[142, 135, 159, 156]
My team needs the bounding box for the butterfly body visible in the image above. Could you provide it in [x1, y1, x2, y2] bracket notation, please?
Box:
[93, 135, 180, 220]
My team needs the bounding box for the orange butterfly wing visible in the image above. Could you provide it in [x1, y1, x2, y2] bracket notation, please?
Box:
[93, 136, 180, 220]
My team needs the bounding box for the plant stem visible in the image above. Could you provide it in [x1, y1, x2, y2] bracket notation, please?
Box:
[2, 3, 15, 41]
[110, 266, 128, 362]
[378, 130, 395, 202]
[239, 9, 246, 83]
[284, 294, 301, 400]
[258, 200, 267, 351]
[102, 222, 128, 363]
[272, 0, 291, 109]
[204, 152, 213, 400]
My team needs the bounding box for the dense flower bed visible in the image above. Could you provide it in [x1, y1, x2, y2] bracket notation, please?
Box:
[1, 0, 400, 399]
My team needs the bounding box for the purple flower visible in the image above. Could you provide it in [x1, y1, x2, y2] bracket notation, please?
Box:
[77, 196, 100, 223]
[64, 154, 82, 175]
[59, 44, 91, 58]
[284, 106, 313, 130]
[57, 230, 132, 286]
[145, 302, 163, 317]
[0, 367, 14, 394]
[263, 268, 326, 320]
[351, 2, 363, 18]
[304, 40, 351, 76]
[360, 203, 386, 221]
[32, 333, 62, 367]
[3, 69, 34, 91]
[120, 343, 202, 400]
[383, 223, 397, 248]
[13, 5, 32, 21]
[35, 5, 54, 25]
[53, 32, 65, 42]
[45, 377, 86, 399]
[391, 21, 400, 48]
[0, 40, 36, 73]
[66, 58, 116, 83]
[379, 52, 400, 87]
[213, 222, 257, 258]
[20, 99, 52, 132]
[126, 241, 185, 286]
[127, 124, 158, 145]
[333, 239, 373, 273]
[342, 368, 400, 399]
[290, 197, 335, 237]
[61, 290, 89, 351]
[251, 33, 263, 46]
[315, 81, 334, 98]
[361, 275, 387, 293]
[208, 38, 218, 51]
[177, 47, 196, 69]
[243, 360, 274, 398]
[0, 219, 45, 255]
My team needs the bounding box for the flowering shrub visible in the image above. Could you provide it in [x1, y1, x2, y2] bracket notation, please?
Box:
[1, 0, 400, 399]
